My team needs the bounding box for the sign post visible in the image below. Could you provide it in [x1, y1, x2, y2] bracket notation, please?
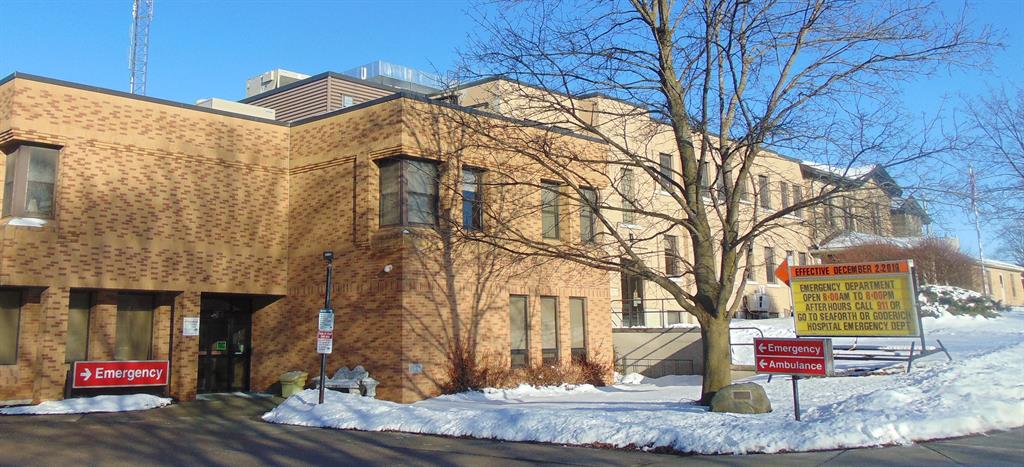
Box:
[318, 251, 334, 405]
[754, 337, 833, 420]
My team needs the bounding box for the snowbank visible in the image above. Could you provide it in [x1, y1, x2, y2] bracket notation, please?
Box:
[264, 310, 1024, 455]
[0, 394, 171, 415]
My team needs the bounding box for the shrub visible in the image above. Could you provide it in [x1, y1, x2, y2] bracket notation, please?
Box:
[826, 238, 977, 289]
[440, 352, 611, 394]
[918, 285, 1004, 318]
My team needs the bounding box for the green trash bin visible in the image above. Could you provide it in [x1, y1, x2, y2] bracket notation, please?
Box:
[279, 371, 308, 398]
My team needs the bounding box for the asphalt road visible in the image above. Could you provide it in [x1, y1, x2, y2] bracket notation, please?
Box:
[0, 394, 1020, 466]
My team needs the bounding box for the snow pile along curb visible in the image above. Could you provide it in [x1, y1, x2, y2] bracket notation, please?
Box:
[263, 312, 1024, 455]
[0, 394, 172, 415]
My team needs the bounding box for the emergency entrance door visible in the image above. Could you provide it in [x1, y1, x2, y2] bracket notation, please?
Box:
[197, 296, 252, 393]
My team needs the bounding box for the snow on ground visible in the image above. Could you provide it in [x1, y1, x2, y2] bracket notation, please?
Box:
[0, 394, 171, 415]
[264, 310, 1024, 455]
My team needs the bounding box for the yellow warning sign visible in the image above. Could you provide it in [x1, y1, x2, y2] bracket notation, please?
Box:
[792, 272, 919, 337]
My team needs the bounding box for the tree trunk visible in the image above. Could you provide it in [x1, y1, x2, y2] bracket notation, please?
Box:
[699, 317, 733, 405]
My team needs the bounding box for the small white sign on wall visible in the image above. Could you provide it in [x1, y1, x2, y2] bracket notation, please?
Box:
[182, 317, 200, 337]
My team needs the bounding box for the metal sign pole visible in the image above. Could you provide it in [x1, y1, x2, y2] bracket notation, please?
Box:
[319, 252, 334, 405]
[792, 376, 801, 421]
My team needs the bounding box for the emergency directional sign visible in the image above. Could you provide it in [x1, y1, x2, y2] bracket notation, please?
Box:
[754, 338, 833, 377]
[72, 360, 169, 388]
[790, 260, 920, 337]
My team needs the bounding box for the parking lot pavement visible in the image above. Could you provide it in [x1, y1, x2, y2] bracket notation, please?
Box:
[0, 394, 1021, 466]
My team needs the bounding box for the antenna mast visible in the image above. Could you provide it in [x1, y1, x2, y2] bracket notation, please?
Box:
[129, 0, 154, 95]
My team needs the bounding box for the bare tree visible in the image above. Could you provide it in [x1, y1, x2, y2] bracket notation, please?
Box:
[996, 224, 1024, 266]
[438, 0, 991, 403]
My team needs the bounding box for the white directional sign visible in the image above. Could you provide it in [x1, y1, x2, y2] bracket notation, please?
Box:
[317, 309, 334, 354]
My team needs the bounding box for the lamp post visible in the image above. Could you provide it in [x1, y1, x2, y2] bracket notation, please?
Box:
[318, 251, 334, 404]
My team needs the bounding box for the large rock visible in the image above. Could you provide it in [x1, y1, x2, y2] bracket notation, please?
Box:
[709, 382, 772, 414]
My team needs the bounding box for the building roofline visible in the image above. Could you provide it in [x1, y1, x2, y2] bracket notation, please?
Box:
[291, 89, 604, 143]
[238, 71, 403, 104]
[0, 72, 289, 127]
[0, 72, 602, 143]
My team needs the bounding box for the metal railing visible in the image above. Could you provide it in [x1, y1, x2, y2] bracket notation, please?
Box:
[610, 298, 691, 328]
[615, 357, 695, 378]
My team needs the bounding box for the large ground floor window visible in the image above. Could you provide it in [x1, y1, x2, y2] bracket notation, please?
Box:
[0, 290, 20, 365]
[115, 293, 154, 360]
[569, 298, 587, 363]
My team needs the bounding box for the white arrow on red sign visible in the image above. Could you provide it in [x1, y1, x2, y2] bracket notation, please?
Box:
[80, 368, 92, 381]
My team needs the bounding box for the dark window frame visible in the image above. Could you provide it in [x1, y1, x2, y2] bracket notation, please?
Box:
[540, 296, 560, 365]
[461, 167, 485, 231]
[658, 153, 675, 192]
[579, 187, 597, 243]
[664, 235, 681, 277]
[793, 185, 804, 218]
[620, 168, 635, 224]
[65, 291, 92, 363]
[541, 180, 561, 239]
[758, 175, 771, 209]
[569, 297, 587, 363]
[764, 247, 777, 284]
[509, 295, 530, 368]
[378, 157, 440, 228]
[3, 144, 60, 219]
[0, 289, 21, 365]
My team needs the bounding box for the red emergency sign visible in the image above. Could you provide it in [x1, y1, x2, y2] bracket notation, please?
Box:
[72, 360, 169, 389]
[753, 338, 833, 377]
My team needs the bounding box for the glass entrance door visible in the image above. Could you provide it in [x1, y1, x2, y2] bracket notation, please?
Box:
[621, 260, 645, 327]
[197, 296, 252, 393]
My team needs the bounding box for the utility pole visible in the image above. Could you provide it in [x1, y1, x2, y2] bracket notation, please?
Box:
[969, 164, 988, 295]
[129, 0, 154, 95]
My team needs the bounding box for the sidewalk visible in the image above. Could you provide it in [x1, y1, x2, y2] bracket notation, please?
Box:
[0, 394, 1020, 466]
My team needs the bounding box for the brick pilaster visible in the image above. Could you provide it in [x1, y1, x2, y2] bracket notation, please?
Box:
[169, 291, 200, 401]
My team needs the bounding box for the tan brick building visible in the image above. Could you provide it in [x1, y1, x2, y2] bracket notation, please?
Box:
[0, 73, 612, 405]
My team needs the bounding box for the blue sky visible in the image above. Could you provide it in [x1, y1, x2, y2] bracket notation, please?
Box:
[1, 0, 1021, 260]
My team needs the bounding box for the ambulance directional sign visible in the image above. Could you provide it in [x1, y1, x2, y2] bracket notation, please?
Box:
[753, 338, 833, 377]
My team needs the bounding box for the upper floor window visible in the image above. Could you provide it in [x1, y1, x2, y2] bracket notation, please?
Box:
[664, 235, 681, 276]
[3, 145, 58, 219]
[580, 187, 597, 243]
[793, 185, 804, 218]
[379, 158, 438, 227]
[658, 153, 674, 192]
[619, 168, 635, 224]
[738, 176, 751, 201]
[780, 181, 791, 209]
[462, 168, 484, 231]
[758, 175, 771, 209]
[699, 162, 711, 196]
[541, 181, 560, 239]
[764, 247, 777, 283]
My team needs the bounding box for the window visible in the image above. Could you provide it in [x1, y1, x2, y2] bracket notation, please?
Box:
[462, 168, 483, 231]
[509, 296, 529, 368]
[872, 204, 882, 235]
[580, 188, 597, 243]
[378, 158, 438, 227]
[745, 247, 756, 281]
[758, 175, 771, 209]
[0, 290, 20, 365]
[620, 168, 635, 224]
[569, 298, 587, 363]
[3, 145, 58, 219]
[798, 252, 808, 266]
[738, 176, 751, 201]
[115, 293, 154, 361]
[764, 247, 776, 283]
[780, 181, 790, 209]
[541, 181, 561, 239]
[664, 235, 680, 276]
[793, 185, 804, 218]
[342, 95, 354, 108]
[785, 250, 795, 269]
[843, 198, 855, 230]
[658, 153, 674, 192]
[699, 162, 711, 195]
[540, 296, 559, 364]
[66, 292, 91, 363]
